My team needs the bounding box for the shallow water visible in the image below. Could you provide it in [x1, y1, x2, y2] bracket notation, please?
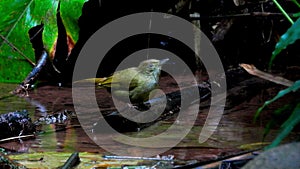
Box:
[0, 83, 35, 113]
[0, 81, 298, 162]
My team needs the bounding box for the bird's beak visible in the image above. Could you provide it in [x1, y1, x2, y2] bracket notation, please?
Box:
[159, 58, 169, 65]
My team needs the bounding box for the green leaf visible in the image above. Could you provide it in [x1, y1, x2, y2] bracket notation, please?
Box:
[291, 0, 300, 9]
[262, 104, 292, 140]
[60, 0, 87, 45]
[292, 12, 300, 17]
[0, 0, 58, 82]
[254, 80, 300, 121]
[265, 102, 300, 149]
[0, 0, 87, 83]
[270, 17, 300, 68]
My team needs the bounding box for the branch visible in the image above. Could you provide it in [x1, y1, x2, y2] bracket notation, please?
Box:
[239, 63, 294, 87]
[190, 12, 299, 20]
[0, 34, 35, 66]
[12, 50, 49, 96]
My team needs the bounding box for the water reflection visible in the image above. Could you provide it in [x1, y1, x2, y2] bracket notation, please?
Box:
[0, 83, 297, 161]
[0, 83, 35, 114]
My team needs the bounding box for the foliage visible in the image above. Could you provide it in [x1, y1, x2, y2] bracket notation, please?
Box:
[271, 0, 294, 25]
[266, 103, 300, 149]
[255, 80, 300, 121]
[269, 0, 300, 68]
[257, 1, 300, 149]
[255, 81, 300, 149]
[269, 17, 300, 68]
[291, 0, 300, 8]
[0, 0, 87, 83]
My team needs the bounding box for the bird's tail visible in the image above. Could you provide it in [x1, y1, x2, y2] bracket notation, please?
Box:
[73, 78, 108, 85]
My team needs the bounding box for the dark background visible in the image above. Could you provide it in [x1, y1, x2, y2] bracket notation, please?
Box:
[33, 0, 300, 83]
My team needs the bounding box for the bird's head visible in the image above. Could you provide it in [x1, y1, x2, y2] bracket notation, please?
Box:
[138, 58, 169, 75]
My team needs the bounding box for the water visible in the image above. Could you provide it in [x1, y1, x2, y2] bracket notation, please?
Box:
[0, 83, 35, 113]
[0, 82, 297, 162]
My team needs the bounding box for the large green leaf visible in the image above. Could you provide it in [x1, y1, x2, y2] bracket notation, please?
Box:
[0, 0, 87, 83]
[270, 17, 300, 68]
[60, 0, 87, 47]
[254, 80, 300, 121]
[254, 80, 300, 149]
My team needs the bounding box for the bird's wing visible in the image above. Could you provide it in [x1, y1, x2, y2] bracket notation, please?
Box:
[99, 68, 140, 89]
[73, 68, 140, 89]
[98, 75, 115, 88]
[129, 74, 157, 102]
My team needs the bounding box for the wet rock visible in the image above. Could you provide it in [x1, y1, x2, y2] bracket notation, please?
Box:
[242, 142, 300, 169]
[0, 110, 35, 140]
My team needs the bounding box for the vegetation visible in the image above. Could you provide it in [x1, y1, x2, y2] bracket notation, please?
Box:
[0, 0, 299, 156]
[0, 0, 87, 83]
[256, 0, 300, 149]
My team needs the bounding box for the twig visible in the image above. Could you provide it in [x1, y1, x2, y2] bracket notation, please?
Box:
[0, 34, 35, 66]
[103, 155, 174, 161]
[12, 50, 48, 96]
[0, 134, 35, 143]
[189, 12, 298, 20]
[173, 148, 261, 169]
[239, 63, 294, 87]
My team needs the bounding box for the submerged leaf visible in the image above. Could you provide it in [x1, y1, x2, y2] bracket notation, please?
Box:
[239, 142, 270, 150]
[9, 152, 158, 169]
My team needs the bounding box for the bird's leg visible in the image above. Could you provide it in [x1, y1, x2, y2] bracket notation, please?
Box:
[111, 90, 139, 110]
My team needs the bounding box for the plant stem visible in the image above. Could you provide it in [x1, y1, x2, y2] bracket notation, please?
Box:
[0, 34, 35, 66]
[291, 0, 300, 9]
[272, 0, 294, 24]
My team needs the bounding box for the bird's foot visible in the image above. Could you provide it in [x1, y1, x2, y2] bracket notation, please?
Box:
[127, 103, 138, 109]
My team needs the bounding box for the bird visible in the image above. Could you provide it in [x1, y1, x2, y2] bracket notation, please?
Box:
[74, 58, 169, 104]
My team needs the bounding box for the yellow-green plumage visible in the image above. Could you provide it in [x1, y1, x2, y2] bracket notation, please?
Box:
[75, 58, 168, 103]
